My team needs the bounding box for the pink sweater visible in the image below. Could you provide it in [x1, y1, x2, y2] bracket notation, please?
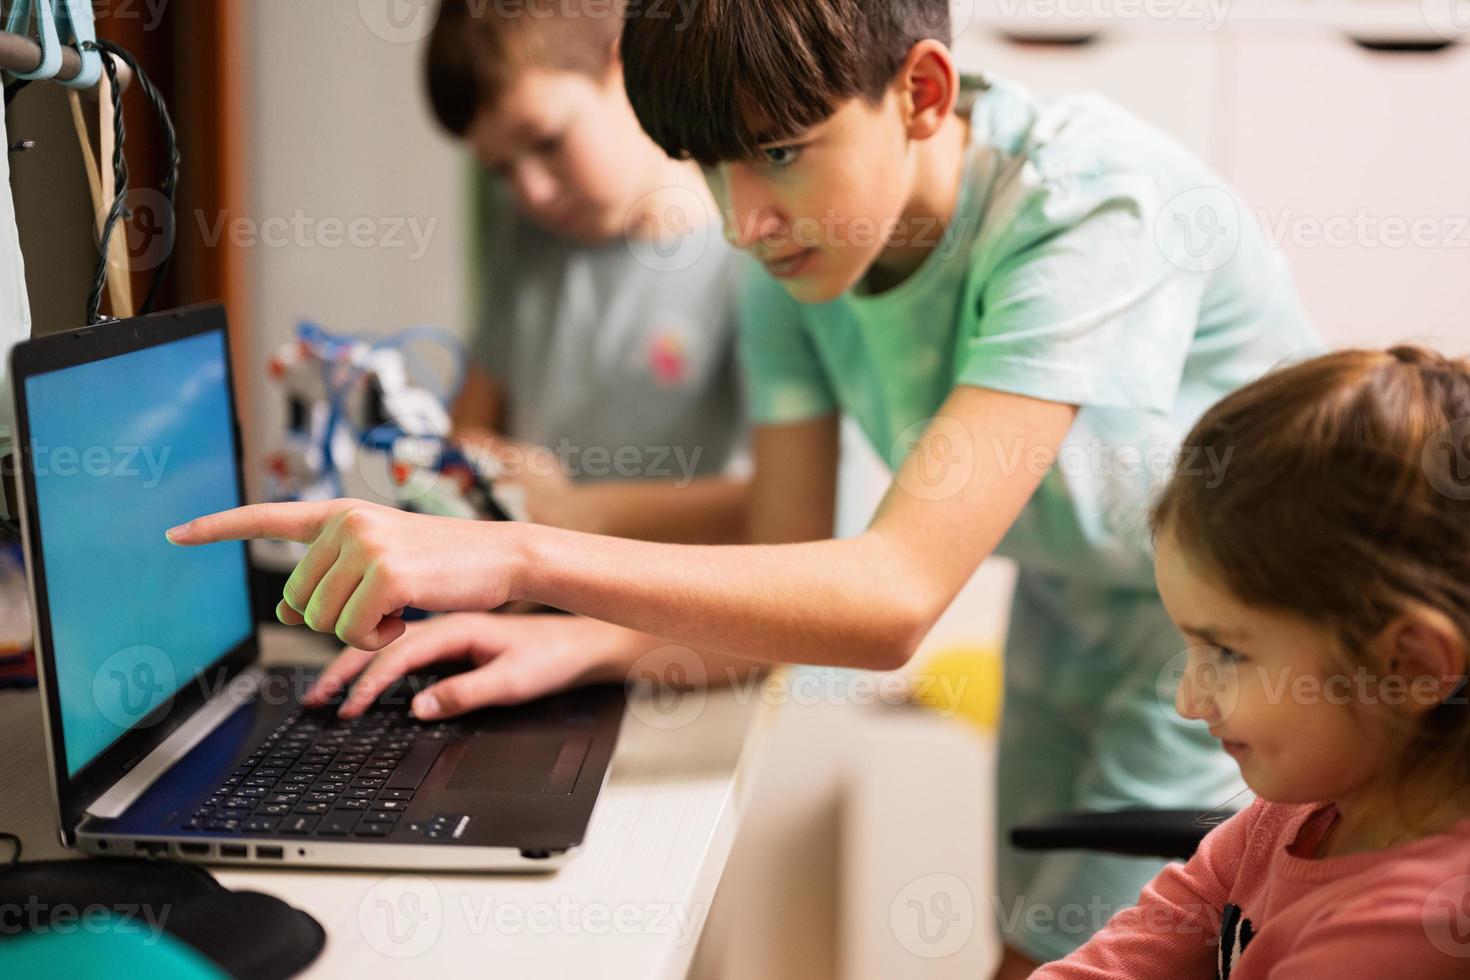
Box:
[1032, 798, 1470, 979]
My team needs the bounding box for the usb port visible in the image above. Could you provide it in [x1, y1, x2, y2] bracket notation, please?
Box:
[179, 842, 209, 856]
[135, 840, 167, 856]
[256, 845, 284, 859]
[219, 844, 247, 858]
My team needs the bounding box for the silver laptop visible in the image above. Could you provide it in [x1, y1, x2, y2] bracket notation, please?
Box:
[9, 303, 623, 871]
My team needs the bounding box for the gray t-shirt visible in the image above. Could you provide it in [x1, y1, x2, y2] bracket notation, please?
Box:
[472, 184, 745, 484]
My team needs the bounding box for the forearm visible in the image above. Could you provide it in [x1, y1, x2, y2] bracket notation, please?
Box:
[509, 523, 940, 670]
[578, 619, 770, 689]
[572, 477, 752, 544]
[493, 390, 1075, 671]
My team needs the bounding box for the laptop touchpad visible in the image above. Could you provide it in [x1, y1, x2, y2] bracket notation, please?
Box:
[444, 733, 573, 795]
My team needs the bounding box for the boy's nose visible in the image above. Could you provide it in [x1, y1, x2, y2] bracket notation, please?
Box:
[722, 168, 785, 252]
[510, 161, 559, 213]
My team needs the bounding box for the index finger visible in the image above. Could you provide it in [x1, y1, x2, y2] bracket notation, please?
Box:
[165, 501, 338, 546]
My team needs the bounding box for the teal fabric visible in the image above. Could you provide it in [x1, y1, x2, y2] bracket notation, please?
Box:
[0, 913, 227, 980]
[4, 0, 63, 81]
[736, 74, 1321, 960]
[55, 0, 101, 89]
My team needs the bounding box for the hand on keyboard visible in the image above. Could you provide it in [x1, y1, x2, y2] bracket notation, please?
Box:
[301, 612, 634, 720]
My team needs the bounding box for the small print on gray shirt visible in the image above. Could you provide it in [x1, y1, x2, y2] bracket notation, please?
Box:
[472, 185, 747, 488]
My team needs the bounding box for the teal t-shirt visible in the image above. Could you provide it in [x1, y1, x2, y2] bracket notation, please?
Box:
[740, 74, 1322, 588]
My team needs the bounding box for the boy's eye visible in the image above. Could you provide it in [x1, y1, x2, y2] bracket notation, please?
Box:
[761, 145, 802, 169]
[534, 134, 564, 155]
[1215, 645, 1245, 665]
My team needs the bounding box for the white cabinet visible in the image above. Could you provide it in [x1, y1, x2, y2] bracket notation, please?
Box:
[952, 14, 1469, 353]
[953, 29, 1222, 162]
[1222, 35, 1470, 351]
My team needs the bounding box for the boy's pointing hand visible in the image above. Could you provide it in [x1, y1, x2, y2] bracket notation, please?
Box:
[167, 500, 520, 651]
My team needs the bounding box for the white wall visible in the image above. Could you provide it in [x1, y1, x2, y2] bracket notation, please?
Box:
[245, 0, 469, 489]
[0, 101, 30, 477]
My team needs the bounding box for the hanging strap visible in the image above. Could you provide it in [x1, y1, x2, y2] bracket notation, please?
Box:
[4, 0, 63, 81]
[53, 0, 101, 89]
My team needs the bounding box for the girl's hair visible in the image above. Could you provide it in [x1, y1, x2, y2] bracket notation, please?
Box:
[1151, 346, 1470, 801]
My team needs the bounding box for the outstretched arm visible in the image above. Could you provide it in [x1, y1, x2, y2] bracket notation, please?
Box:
[294, 415, 837, 720]
[169, 386, 1075, 670]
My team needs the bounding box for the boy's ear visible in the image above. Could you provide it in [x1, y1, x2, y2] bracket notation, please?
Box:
[1373, 607, 1469, 716]
[896, 39, 959, 142]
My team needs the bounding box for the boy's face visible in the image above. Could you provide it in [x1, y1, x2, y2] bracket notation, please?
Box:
[1153, 530, 1386, 807]
[468, 67, 654, 244]
[701, 91, 923, 304]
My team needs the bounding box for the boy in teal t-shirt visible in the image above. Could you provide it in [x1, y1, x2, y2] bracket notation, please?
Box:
[172, 1, 1321, 972]
[725, 64, 1319, 969]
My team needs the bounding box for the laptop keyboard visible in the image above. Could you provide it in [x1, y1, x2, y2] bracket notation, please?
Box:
[183, 706, 456, 839]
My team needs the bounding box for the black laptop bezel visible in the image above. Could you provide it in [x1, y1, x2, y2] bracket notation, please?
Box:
[10, 303, 261, 846]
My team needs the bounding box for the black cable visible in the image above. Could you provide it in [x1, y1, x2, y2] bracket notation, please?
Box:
[82, 39, 181, 323]
[95, 38, 180, 316]
[86, 47, 130, 326]
[3, 77, 32, 107]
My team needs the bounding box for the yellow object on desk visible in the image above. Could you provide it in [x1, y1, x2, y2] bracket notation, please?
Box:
[910, 646, 1004, 731]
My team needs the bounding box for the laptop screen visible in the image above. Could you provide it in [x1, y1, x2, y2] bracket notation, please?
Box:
[23, 327, 252, 777]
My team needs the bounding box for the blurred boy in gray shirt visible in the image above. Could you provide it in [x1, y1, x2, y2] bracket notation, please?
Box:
[425, 0, 749, 543]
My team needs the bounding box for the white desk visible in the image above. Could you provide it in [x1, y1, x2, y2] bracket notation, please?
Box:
[0, 628, 776, 979]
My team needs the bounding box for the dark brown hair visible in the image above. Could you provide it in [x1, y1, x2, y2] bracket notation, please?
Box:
[1152, 346, 1470, 800]
[425, 0, 628, 137]
[621, 0, 952, 166]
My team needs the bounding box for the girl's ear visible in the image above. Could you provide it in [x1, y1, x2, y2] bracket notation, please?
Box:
[1374, 608, 1469, 716]
[897, 39, 959, 142]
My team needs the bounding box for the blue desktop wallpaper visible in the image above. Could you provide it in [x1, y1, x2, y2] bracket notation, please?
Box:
[25, 329, 253, 776]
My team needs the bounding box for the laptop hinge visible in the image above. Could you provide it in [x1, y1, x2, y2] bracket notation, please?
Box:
[85, 665, 266, 820]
